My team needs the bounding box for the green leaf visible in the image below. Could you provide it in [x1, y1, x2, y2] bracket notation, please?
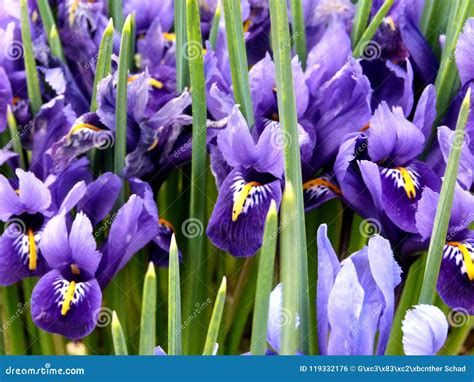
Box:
[20, 0, 42, 114]
[289, 0, 307, 69]
[168, 234, 182, 355]
[385, 254, 426, 355]
[111, 311, 129, 355]
[419, 89, 471, 305]
[203, 277, 227, 355]
[351, 0, 373, 47]
[114, 14, 133, 175]
[6, 106, 26, 169]
[223, 0, 254, 127]
[352, 0, 394, 57]
[108, 0, 123, 30]
[279, 183, 299, 355]
[269, 0, 310, 354]
[183, 0, 208, 355]
[209, 0, 222, 50]
[1, 285, 26, 354]
[91, 18, 114, 112]
[139, 262, 157, 355]
[175, 0, 189, 92]
[420, 0, 450, 58]
[250, 201, 278, 355]
[49, 24, 66, 62]
[438, 315, 473, 355]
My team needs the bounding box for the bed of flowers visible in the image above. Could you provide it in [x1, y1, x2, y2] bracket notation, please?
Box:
[0, 0, 472, 356]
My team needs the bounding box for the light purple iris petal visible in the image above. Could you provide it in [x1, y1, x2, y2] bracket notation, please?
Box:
[291, 56, 309, 118]
[402, 304, 448, 355]
[0, 67, 12, 133]
[0, 150, 17, 166]
[249, 53, 275, 120]
[413, 85, 437, 141]
[77, 173, 121, 226]
[31, 269, 102, 340]
[267, 283, 283, 353]
[0, 174, 22, 220]
[327, 259, 365, 355]
[59, 181, 87, 214]
[415, 187, 438, 241]
[39, 212, 72, 269]
[154, 346, 167, 356]
[358, 160, 383, 211]
[254, 122, 284, 179]
[17, 169, 51, 215]
[437, 125, 474, 190]
[367, 235, 402, 354]
[316, 224, 341, 355]
[455, 18, 474, 86]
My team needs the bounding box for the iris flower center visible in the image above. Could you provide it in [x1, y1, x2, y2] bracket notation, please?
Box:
[27, 228, 37, 271]
[232, 181, 261, 222]
[61, 281, 76, 316]
[447, 242, 474, 281]
[396, 167, 417, 199]
[303, 178, 342, 195]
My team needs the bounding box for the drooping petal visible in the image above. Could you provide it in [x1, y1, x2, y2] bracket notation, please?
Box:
[413, 85, 437, 141]
[16, 169, 51, 215]
[316, 224, 341, 355]
[402, 304, 448, 355]
[31, 269, 102, 340]
[39, 212, 71, 269]
[207, 168, 282, 258]
[0, 174, 22, 220]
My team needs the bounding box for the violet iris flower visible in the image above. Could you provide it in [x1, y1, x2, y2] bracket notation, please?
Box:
[415, 185, 474, 314]
[207, 106, 283, 257]
[317, 224, 402, 355]
[335, 90, 440, 235]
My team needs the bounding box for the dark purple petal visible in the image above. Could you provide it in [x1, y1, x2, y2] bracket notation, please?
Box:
[413, 85, 437, 141]
[150, 219, 182, 267]
[303, 172, 341, 212]
[31, 269, 102, 340]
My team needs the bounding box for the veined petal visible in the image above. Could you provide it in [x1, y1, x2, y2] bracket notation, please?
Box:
[207, 168, 282, 257]
[303, 172, 341, 212]
[17, 169, 51, 215]
[402, 304, 448, 355]
[0, 174, 22, 220]
[455, 18, 474, 86]
[31, 269, 102, 340]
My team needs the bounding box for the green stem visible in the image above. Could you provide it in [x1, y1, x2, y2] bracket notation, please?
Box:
[1, 285, 27, 355]
[203, 277, 227, 355]
[111, 311, 128, 355]
[250, 201, 278, 355]
[289, 0, 307, 69]
[6, 106, 26, 170]
[108, 0, 123, 30]
[352, 0, 395, 57]
[20, 0, 42, 114]
[438, 315, 473, 355]
[351, 0, 373, 47]
[183, 0, 208, 355]
[223, 0, 255, 127]
[269, 0, 310, 354]
[175, 0, 189, 92]
[49, 24, 66, 62]
[209, 0, 222, 50]
[139, 263, 157, 355]
[168, 235, 182, 355]
[419, 89, 471, 305]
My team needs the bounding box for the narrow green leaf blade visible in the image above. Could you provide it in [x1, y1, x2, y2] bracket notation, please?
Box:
[91, 18, 114, 112]
[209, 0, 222, 50]
[175, 0, 189, 92]
[269, 0, 310, 354]
[109, 0, 123, 30]
[114, 14, 133, 175]
[6, 106, 26, 169]
[20, 0, 42, 114]
[279, 183, 299, 355]
[438, 315, 472, 355]
[351, 0, 373, 47]
[49, 24, 66, 62]
[139, 262, 157, 355]
[419, 89, 471, 305]
[223, 0, 255, 127]
[353, 0, 394, 57]
[203, 277, 227, 355]
[168, 234, 182, 355]
[250, 201, 278, 355]
[111, 311, 129, 355]
[289, 0, 307, 69]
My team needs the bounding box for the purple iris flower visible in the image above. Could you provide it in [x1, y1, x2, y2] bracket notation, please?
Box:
[401, 304, 448, 355]
[316, 224, 402, 355]
[415, 185, 474, 314]
[0, 168, 87, 286]
[334, 90, 440, 235]
[207, 106, 283, 257]
[123, 0, 174, 34]
[31, 183, 158, 339]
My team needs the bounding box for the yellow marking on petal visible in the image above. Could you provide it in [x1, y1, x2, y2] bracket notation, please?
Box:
[27, 228, 37, 271]
[32, 10, 39, 23]
[385, 16, 396, 31]
[61, 281, 76, 316]
[360, 122, 370, 132]
[128, 76, 164, 89]
[447, 242, 474, 281]
[243, 19, 252, 32]
[232, 181, 261, 222]
[14, 189, 20, 195]
[70, 264, 81, 275]
[159, 218, 175, 232]
[12, 96, 21, 106]
[69, 0, 80, 26]
[147, 138, 159, 152]
[163, 32, 176, 41]
[67, 123, 102, 143]
[396, 167, 416, 199]
[303, 178, 342, 195]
